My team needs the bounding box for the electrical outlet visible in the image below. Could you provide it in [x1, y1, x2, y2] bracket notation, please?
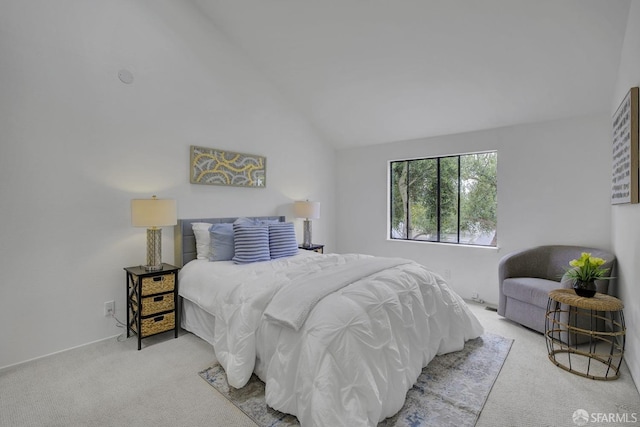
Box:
[104, 300, 115, 317]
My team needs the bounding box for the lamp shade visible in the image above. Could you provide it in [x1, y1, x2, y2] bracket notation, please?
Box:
[293, 200, 320, 220]
[131, 196, 177, 227]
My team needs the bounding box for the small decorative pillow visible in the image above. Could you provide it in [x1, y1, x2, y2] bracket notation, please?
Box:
[209, 223, 235, 261]
[232, 224, 271, 264]
[269, 222, 299, 259]
[192, 223, 213, 260]
[234, 217, 258, 226]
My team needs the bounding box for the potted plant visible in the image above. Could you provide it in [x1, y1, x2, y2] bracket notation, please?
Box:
[564, 252, 611, 297]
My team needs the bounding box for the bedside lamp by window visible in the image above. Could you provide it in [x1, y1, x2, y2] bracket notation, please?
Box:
[131, 195, 177, 271]
[293, 200, 320, 248]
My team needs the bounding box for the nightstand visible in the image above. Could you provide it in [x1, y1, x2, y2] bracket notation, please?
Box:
[299, 244, 324, 254]
[124, 264, 180, 350]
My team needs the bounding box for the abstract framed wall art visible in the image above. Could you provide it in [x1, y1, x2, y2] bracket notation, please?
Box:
[190, 146, 266, 188]
[611, 87, 639, 204]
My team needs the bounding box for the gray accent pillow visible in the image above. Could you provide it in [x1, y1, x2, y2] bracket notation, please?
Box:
[209, 223, 234, 261]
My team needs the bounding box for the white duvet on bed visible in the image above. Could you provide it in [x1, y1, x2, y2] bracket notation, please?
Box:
[179, 252, 483, 427]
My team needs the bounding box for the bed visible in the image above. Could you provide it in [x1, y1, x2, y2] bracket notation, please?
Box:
[174, 216, 483, 427]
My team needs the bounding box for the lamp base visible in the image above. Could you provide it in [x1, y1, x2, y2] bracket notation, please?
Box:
[145, 228, 164, 271]
[302, 219, 313, 248]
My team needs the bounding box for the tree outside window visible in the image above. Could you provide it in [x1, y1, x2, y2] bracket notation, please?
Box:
[390, 151, 497, 247]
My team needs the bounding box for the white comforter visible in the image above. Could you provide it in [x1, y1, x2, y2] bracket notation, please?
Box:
[179, 252, 483, 427]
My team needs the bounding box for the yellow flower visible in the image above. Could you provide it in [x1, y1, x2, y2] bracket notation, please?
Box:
[569, 252, 590, 268]
[565, 252, 611, 282]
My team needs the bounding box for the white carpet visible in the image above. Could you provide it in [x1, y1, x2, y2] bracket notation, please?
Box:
[474, 304, 639, 427]
[0, 302, 638, 427]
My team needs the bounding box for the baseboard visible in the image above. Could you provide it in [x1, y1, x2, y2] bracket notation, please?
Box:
[464, 299, 498, 312]
[0, 334, 121, 373]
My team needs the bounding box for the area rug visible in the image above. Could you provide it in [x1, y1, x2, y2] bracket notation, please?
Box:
[199, 332, 513, 427]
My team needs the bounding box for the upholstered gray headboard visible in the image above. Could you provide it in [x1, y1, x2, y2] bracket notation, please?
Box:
[173, 216, 285, 267]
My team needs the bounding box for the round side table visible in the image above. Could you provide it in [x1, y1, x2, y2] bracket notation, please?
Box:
[545, 289, 625, 380]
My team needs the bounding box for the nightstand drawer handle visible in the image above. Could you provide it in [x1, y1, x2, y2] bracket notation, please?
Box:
[153, 296, 164, 302]
[154, 315, 164, 322]
[153, 276, 164, 282]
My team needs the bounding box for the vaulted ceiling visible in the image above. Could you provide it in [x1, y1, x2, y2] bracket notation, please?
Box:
[195, 0, 631, 149]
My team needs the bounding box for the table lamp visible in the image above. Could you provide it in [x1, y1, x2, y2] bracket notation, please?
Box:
[293, 200, 320, 248]
[131, 195, 177, 271]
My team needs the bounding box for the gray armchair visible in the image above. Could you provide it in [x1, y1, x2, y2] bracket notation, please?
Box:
[498, 245, 616, 334]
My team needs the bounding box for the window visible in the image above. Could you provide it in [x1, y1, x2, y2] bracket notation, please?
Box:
[390, 151, 497, 246]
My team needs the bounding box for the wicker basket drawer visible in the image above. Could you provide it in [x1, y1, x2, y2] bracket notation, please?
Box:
[140, 312, 175, 337]
[141, 293, 174, 316]
[140, 273, 175, 296]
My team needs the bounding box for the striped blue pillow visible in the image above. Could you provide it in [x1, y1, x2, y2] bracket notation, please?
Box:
[269, 222, 299, 259]
[232, 224, 271, 264]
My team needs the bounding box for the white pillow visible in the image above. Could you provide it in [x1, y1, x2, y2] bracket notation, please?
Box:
[192, 222, 213, 260]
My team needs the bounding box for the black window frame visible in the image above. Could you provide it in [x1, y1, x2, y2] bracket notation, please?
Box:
[389, 151, 497, 247]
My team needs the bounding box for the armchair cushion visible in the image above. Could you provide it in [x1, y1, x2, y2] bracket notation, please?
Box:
[502, 277, 561, 310]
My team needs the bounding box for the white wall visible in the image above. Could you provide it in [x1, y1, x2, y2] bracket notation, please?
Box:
[336, 114, 612, 304]
[0, 0, 335, 368]
[611, 0, 640, 389]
